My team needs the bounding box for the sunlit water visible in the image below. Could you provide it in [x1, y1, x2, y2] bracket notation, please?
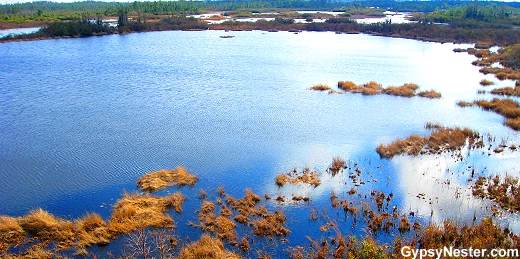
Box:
[1, 30, 520, 254]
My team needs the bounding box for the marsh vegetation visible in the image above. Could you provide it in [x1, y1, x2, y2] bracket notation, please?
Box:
[336, 81, 442, 98]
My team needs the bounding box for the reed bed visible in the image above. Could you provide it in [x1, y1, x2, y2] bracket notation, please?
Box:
[0, 216, 26, 252]
[309, 84, 331, 91]
[137, 166, 198, 192]
[108, 192, 183, 235]
[376, 125, 481, 158]
[336, 81, 441, 98]
[490, 86, 520, 97]
[76, 213, 111, 248]
[275, 167, 321, 187]
[17, 208, 76, 250]
[328, 156, 346, 176]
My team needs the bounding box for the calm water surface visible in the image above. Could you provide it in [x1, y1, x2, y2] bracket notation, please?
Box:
[1, 30, 520, 253]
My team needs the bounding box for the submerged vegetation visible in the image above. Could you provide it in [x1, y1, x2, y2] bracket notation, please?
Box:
[473, 175, 520, 213]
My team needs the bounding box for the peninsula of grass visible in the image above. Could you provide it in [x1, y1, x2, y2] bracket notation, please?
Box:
[376, 124, 481, 158]
[275, 167, 321, 187]
[469, 98, 520, 131]
[490, 85, 520, 97]
[336, 81, 441, 98]
[137, 166, 198, 192]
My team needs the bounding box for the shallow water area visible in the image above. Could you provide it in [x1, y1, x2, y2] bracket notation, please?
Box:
[1, 29, 520, 256]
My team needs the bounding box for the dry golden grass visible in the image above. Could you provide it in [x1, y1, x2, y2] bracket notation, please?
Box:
[275, 167, 321, 187]
[383, 85, 416, 97]
[457, 100, 474, 107]
[251, 211, 291, 237]
[376, 126, 481, 158]
[178, 234, 241, 259]
[76, 212, 111, 248]
[417, 90, 442, 99]
[17, 209, 76, 250]
[480, 79, 495, 86]
[337, 81, 357, 91]
[475, 98, 520, 119]
[328, 156, 346, 176]
[108, 192, 180, 235]
[310, 84, 331, 91]
[490, 86, 520, 97]
[137, 166, 198, 192]
[473, 175, 520, 212]
[506, 117, 520, 131]
[0, 216, 26, 252]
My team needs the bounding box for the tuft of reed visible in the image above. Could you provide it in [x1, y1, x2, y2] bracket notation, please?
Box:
[383, 85, 416, 97]
[137, 166, 198, 192]
[0, 216, 26, 252]
[108, 192, 178, 235]
[337, 81, 357, 91]
[251, 211, 291, 237]
[490, 86, 520, 97]
[18, 208, 76, 250]
[310, 84, 331, 91]
[457, 100, 474, 107]
[506, 117, 520, 131]
[417, 90, 442, 99]
[76, 212, 111, 248]
[178, 234, 241, 259]
[328, 156, 346, 176]
[480, 79, 495, 86]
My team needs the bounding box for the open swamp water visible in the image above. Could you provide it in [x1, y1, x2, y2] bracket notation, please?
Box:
[1, 30, 520, 256]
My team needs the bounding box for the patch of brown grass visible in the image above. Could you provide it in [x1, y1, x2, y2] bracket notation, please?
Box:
[506, 117, 520, 131]
[17, 209, 76, 250]
[328, 156, 346, 176]
[383, 85, 416, 97]
[310, 84, 331, 91]
[337, 81, 357, 91]
[490, 86, 520, 97]
[376, 125, 481, 158]
[137, 166, 198, 192]
[76, 212, 111, 248]
[251, 211, 291, 237]
[275, 167, 321, 187]
[472, 175, 520, 212]
[417, 90, 442, 99]
[108, 192, 179, 235]
[457, 100, 474, 107]
[474, 98, 520, 120]
[0, 216, 26, 252]
[178, 234, 241, 259]
[480, 79, 495, 86]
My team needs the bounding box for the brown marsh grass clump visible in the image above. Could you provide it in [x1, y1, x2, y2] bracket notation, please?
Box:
[480, 79, 495, 86]
[474, 98, 520, 118]
[328, 156, 346, 176]
[382, 84, 417, 97]
[456, 100, 474, 107]
[275, 167, 321, 187]
[137, 166, 198, 192]
[490, 86, 520, 97]
[417, 90, 442, 99]
[178, 234, 241, 259]
[17, 208, 76, 250]
[0, 216, 26, 252]
[506, 117, 520, 131]
[310, 84, 331, 91]
[76, 212, 111, 248]
[376, 125, 481, 158]
[251, 211, 291, 237]
[337, 81, 357, 91]
[108, 192, 183, 235]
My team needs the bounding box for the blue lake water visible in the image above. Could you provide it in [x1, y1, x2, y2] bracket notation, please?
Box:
[1, 30, 520, 255]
